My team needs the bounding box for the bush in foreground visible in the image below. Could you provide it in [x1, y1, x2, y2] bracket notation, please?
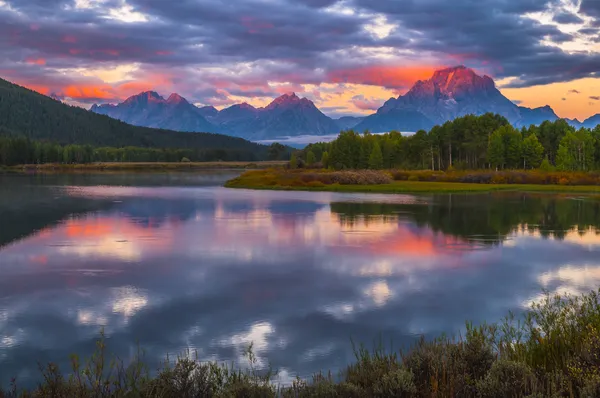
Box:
[5, 289, 600, 397]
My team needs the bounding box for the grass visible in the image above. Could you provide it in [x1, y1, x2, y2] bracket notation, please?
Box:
[6, 161, 287, 173]
[225, 169, 600, 194]
[5, 289, 600, 397]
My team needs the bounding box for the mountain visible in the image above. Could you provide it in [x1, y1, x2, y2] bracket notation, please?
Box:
[91, 91, 215, 133]
[517, 105, 559, 127]
[92, 92, 340, 140]
[355, 65, 558, 133]
[355, 108, 434, 133]
[211, 103, 259, 135]
[335, 116, 365, 130]
[197, 105, 219, 119]
[582, 114, 600, 129]
[242, 93, 340, 140]
[0, 77, 271, 157]
[566, 118, 583, 129]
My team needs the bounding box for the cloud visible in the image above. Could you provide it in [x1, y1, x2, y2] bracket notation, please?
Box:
[553, 11, 584, 25]
[569, 89, 581, 94]
[327, 65, 439, 90]
[351, 95, 383, 111]
[562, 97, 566, 101]
[591, 96, 600, 101]
[1, 0, 600, 107]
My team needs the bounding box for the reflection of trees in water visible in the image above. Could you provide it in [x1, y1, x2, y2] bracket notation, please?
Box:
[330, 194, 600, 245]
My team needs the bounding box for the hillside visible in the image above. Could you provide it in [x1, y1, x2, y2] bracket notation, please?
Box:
[0, 78, 270, 156]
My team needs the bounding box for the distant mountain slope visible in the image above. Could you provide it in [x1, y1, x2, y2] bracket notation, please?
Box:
[517, 106, 559, 127]
[355, 108, 434, 133]
[0, 77, 270, 156]
[582, 114, 600, 129]
[91, 91, 215, 133]
[244, 93, 341, 140]
[335, 116, 365, 130]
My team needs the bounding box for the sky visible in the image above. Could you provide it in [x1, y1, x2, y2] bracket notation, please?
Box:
[1, 0, 600, 120]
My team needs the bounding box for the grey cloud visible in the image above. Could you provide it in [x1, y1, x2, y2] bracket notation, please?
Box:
[553, 11, 584, 24]
[580, 0, 600, 18]
[591, 96, 600, 100]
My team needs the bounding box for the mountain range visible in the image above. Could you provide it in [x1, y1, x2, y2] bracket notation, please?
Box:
[91, 65, 600, 139]
[0, 77, 272, 158]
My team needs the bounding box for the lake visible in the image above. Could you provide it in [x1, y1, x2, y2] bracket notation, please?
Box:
[1, 172, 600, 386]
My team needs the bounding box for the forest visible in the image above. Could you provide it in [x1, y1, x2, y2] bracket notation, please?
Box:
[0, 136, 290, 166]
[300, 114, 600, 171]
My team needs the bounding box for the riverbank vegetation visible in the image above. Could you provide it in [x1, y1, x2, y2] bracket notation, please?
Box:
[225, 169, 600, 193]
[4, 289, 600, 397]
[0, 136, 293, 166]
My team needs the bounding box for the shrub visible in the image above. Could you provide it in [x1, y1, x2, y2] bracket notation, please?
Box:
[407, 175, 419, 182]
[372, 369, 417, 397]
[180, 157, 191, 163]
[476, 360, 536, 398]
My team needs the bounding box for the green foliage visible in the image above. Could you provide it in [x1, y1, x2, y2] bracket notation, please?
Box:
[299, 115, 600, 172]
[488, 129, 505, 169]
[267, 142, 287, 160]
[522, 134, 544, 169]
[0, 136, 269, 166]
[539, 157, 553, 172]
[476, 360, 537, 398]
[320, 151, 329, 169]
[306, 150, 316, 166]
[289, 153, 298, 169]
[368, 142, 384, 169]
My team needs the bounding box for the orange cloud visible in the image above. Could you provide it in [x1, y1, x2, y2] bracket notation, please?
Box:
[25, 57, 46, 65]
[63, 85, 115, 100]
[328, 65, 440, 90]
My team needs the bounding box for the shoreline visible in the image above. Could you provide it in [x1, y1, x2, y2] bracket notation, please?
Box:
[2, 161, 287, 173]
[225, 169, 600, 194]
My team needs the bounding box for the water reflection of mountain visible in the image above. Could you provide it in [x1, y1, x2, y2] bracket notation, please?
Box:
[330, 194, 600, 244]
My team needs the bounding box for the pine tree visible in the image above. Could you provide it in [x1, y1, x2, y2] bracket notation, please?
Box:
[368, 142, 384, 170]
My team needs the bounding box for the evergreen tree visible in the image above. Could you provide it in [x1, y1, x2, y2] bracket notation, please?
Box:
[522, 134, 544, 169]
[368, 142, 384, 170]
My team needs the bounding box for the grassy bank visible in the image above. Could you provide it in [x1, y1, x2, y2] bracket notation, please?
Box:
[6, 161, 287, 173]
[4, 289, 600, 397]
[225, 169, 600, 194]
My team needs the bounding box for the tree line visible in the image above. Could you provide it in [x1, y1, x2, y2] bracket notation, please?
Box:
[0, 136, 269, 166]
[299, 114, 600, 171]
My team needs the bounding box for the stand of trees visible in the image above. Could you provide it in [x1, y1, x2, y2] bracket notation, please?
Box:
[301, 114, 600, 171]
[0, 136, 267, 166]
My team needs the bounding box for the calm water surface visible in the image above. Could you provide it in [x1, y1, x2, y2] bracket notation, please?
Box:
[1, 171, 600, 385]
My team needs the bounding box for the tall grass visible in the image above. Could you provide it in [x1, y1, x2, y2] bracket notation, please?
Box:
[4, 290, 600, 397]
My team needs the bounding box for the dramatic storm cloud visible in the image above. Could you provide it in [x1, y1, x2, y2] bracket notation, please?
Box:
[1, 0, 600, 118]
